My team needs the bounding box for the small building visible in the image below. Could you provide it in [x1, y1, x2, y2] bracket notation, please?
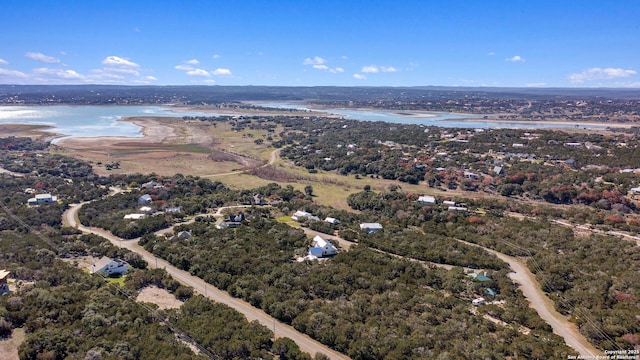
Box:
[140, 181, 163, 190]
[0, 270, 9, 294]
[124, 213, 146, 220]
[418, 195, 436, 205]
[27, 193, 57, 206]
[165, 206, 183, 213]
[175, 230, 192, 240]
[311, 235, 338, 257]
[138, 194, 152, 204]
[291, 210, 320, 222]
[484, 288, 497, 298]
[629, 187, 640, 195]
[448, 206, 468, 211]
[472, 297, 485, 306]
[324, 217, 340, 225]
[139, 206, 153, 213]
[468, 272, 491, 282]
[92, 257, 129, 276]
[252, 194, 266, 206]
[443, 200, 456, 206]
[360, 222, 383, 233]
[493, 166, 503, 175]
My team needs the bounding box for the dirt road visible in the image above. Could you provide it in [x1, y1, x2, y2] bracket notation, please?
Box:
[455, 238, 602, 357]
[63, 203, 349, 360]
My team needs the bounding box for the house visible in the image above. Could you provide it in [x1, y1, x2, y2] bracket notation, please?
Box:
[448, 206, 468, 211]
[291, 210, 320, 222]
[216, 221, 240, 229]
[138, 194, 152, 204]
[484, 288, 497, 298]
[165, 206, 182, 213]
[175, 231, 192, 240]
[629, 187, 640, 195]
[0, 269, 9, 294]
[91, 257, 129, 276]
[140, 181, 163, 190]
[443, 200, 456, 206]
[493, 166, 503, 175]
[468, 272, 491, 282]
[472, 297, 485, 306]
[252, 194, 266, 206]
[324, 217, 340, 225]
[418, 195, 436, 205]
[139, 206, 153, 213]
[27, 193, 57, 206]
[360, 222, 383, 233]
[123, 213, 146, 220]
[310, 235, 338, 257]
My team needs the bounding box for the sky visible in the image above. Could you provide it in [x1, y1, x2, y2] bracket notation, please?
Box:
[0, 0, 639, 88]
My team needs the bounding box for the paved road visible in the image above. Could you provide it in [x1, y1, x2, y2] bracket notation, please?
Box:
[64, 203, 349, 360]
[455, 238, 602, 357]
[0, 167, 27, 177]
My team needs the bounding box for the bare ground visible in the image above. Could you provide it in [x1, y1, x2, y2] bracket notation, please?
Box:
[0, 327, 25, 360]
[136, 285, 183, 310]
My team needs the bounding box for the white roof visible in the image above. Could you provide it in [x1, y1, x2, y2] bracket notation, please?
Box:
[0, 270, 9, 279]
[360, 222, 383, 229]
[35, 193, 52, 199]
[418, 195, 436, 203]
[124, 213, 146, 219]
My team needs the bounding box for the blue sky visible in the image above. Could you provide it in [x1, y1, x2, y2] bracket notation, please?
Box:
[0, 0, 638, 87]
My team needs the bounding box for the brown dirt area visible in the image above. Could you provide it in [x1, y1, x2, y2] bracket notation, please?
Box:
[52, 117, 266, 177]
[0, 327, 25, 360]
[136, 285, 183, 310]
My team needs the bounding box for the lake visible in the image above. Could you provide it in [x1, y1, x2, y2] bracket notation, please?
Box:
[0, 105, 224, 142]
[0, 104, 606, 143]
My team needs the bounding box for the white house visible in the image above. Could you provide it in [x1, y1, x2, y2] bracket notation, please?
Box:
[630, 187, 640, 195]
[92, 257, 129, 276]
[291, 210, 320, 222]
[472, 297, 485, 306]
[310, 235, 338, 257]
[417, 195, 436, 205]
[124, 213, 146, 220]
[360, 223, 383, 233]
[27, 193, 56, 206]
[442, 200, 456, 206]
[448, 206, 468, 211]
[324, 217, 339, 225]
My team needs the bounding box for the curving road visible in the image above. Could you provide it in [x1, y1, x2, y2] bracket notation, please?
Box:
[63, 203, 349, 360]
[454, 238, 602, 357]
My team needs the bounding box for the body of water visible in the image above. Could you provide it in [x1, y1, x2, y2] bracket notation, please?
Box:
[0, 105, 223, 142]
[0, 104, 606, 143]
[257, 102, 607, 129]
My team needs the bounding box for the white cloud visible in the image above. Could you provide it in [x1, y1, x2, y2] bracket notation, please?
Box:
[526, 82, 547, 87]
[144, 76, 157, 81]
[0, 68, 27, 78]
[212, 54, 221, 59]
[380, 66, 397, 73]
[506, 55, 525, 62]
[102, 56, 140, 68]
[353, 73, 366, 80]
[303, 56, 326, 65]
[341, 55, 348, 60]
[330, 67, 344, 74]
[0, 58, 8, 65]
[33, 67, 84, 79]
[361, 65, 379, 73]
[203, 79, 216, 84]
[568, 67, 637, 83]
[213, 68, 232, 76]
[174, 64, 193, 71]
[488, 52, 495, 56]
[313, 64, 328, 70]
[186, 59, 199, 65]
[25, 52, 61, 63]
[186, 69, 211, 77]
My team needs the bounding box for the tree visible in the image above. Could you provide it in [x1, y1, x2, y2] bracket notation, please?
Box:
[304, 185, 314, 197]
[364, 185, 371, 192]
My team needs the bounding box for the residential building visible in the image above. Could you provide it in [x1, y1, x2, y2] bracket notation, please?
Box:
[291, 210, 319, 222]
[417, 195, 436, 205]
[324, 217, 339, 224]
[310, 235, 338, 257]
[138, 194, 152, 204]
[360, 222, 383, 233]
[27, 193, 56, 206]
[91, 257, 129, 276]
